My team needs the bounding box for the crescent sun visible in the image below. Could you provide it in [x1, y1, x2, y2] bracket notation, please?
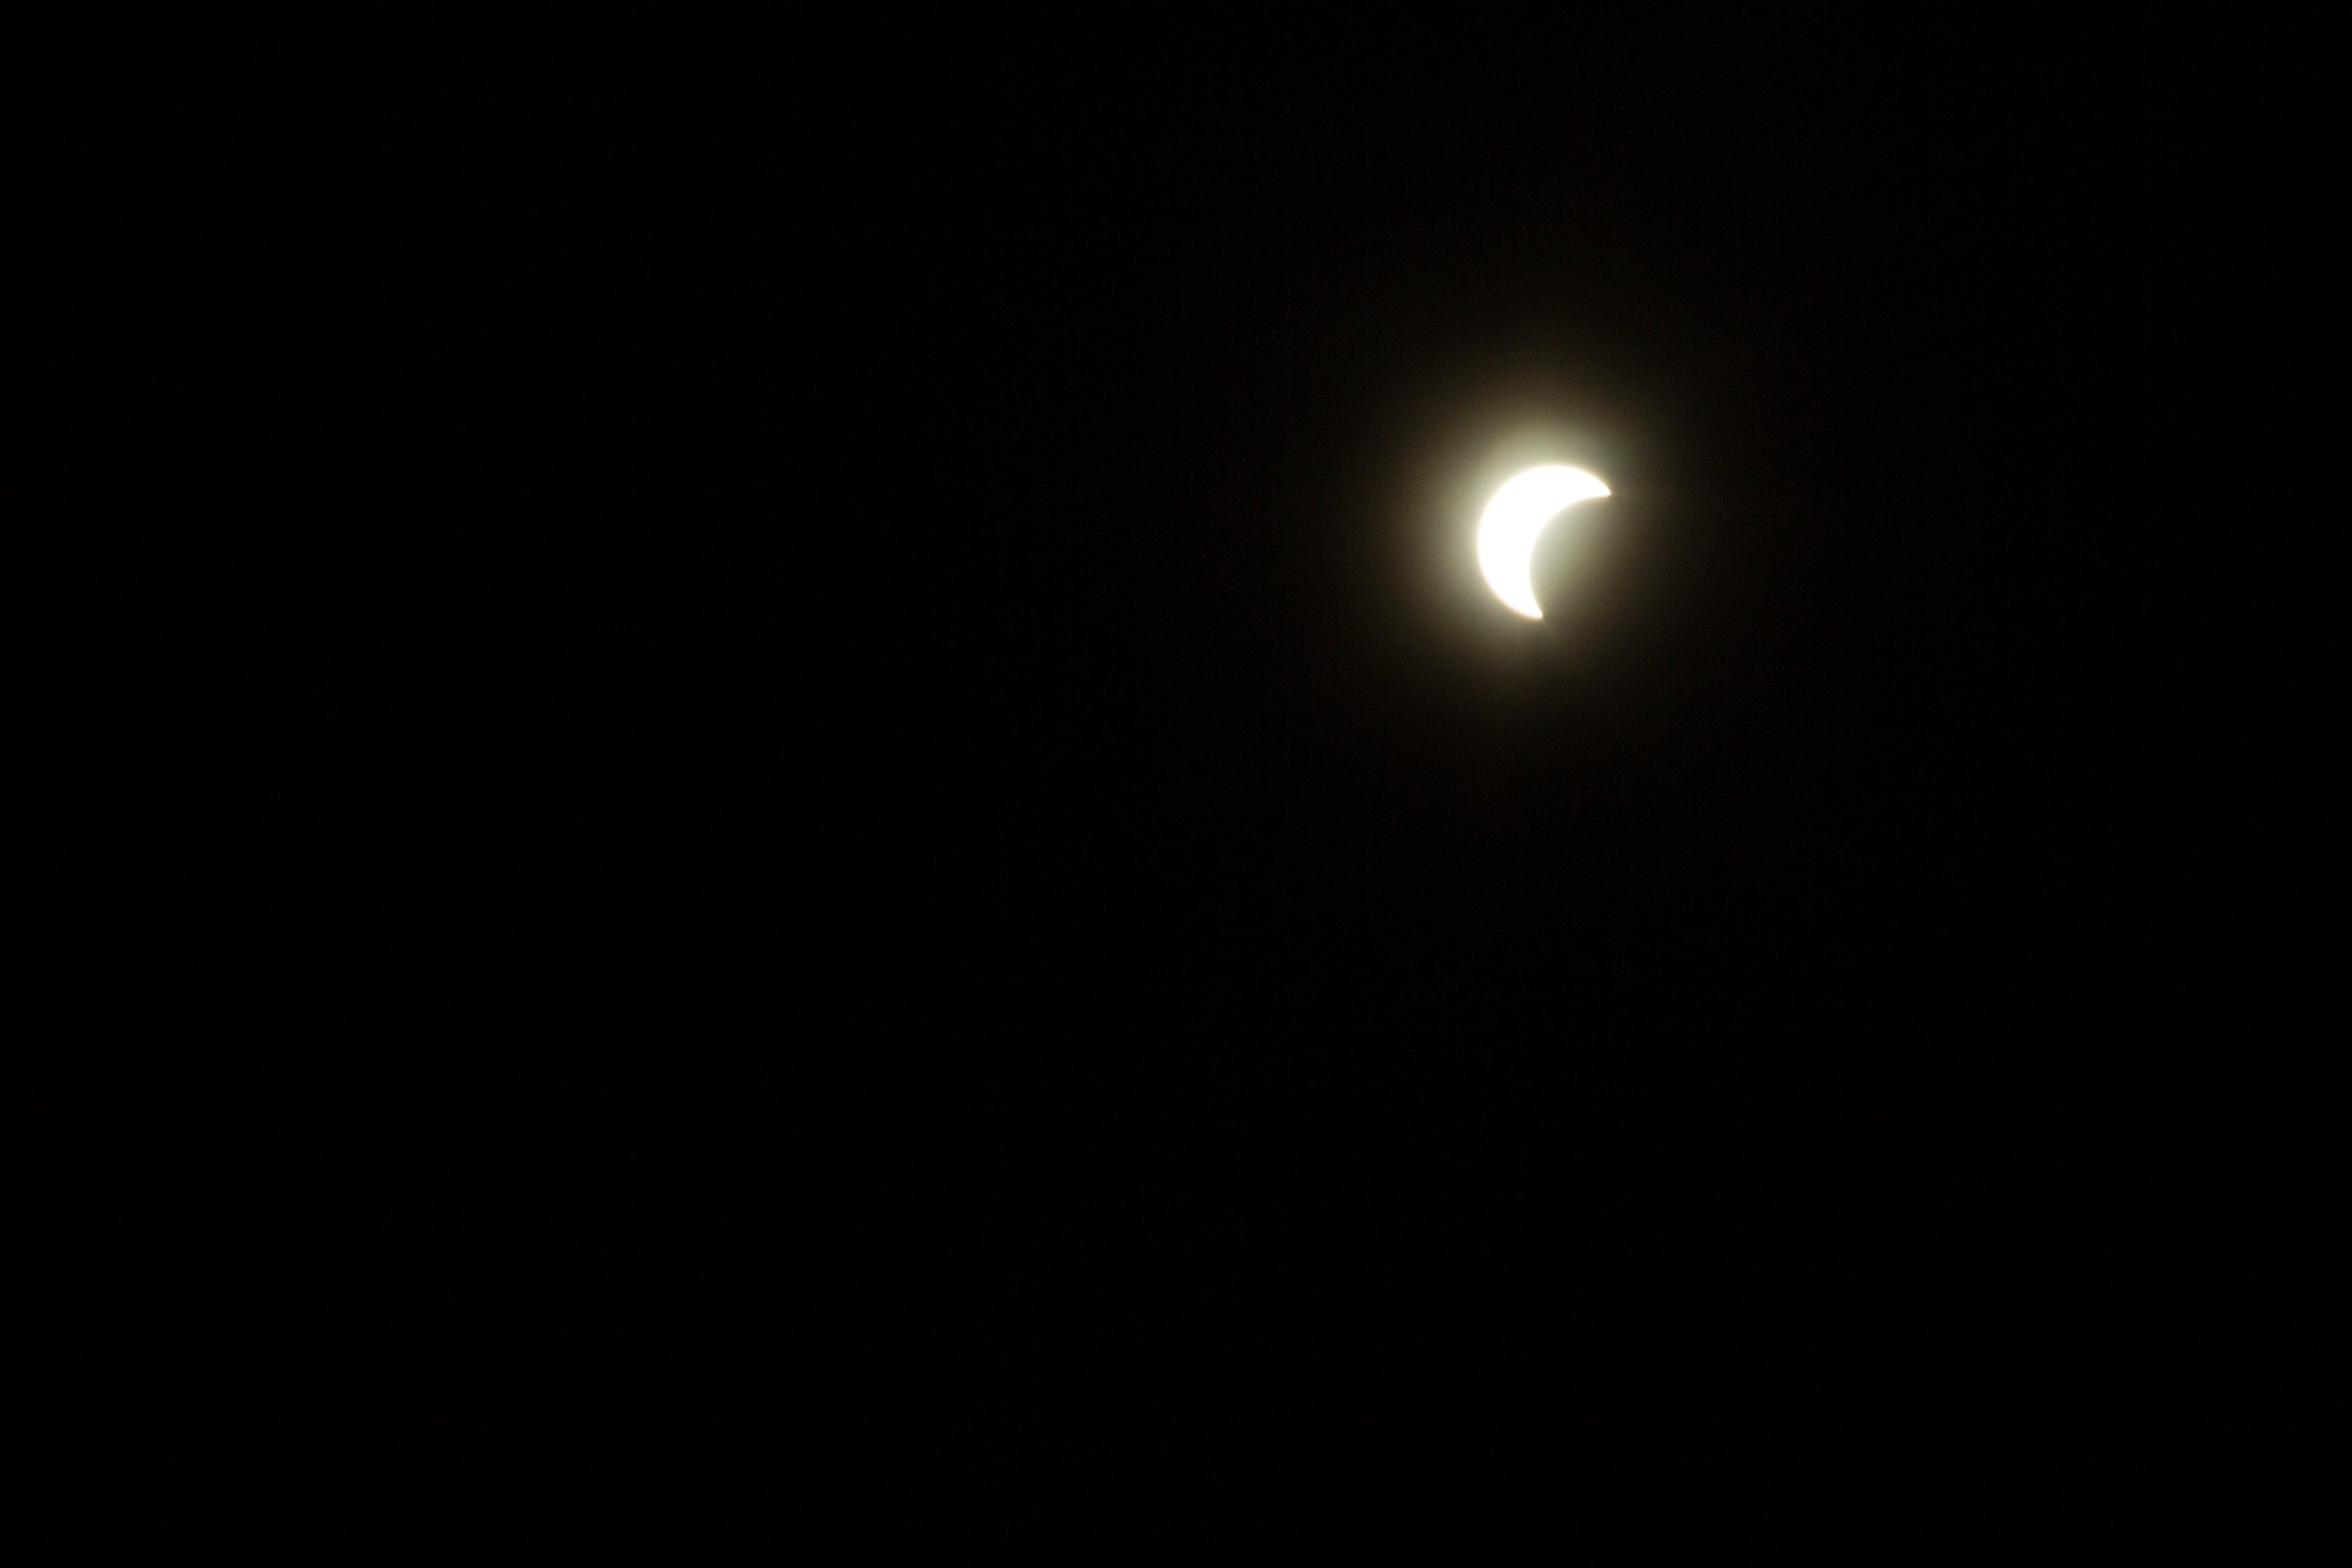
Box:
[1476, 465, 1611, 619]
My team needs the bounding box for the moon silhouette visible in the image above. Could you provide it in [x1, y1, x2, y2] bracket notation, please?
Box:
[1476, 465, 1611, 618]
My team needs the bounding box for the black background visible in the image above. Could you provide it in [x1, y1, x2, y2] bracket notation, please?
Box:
[297, 16, 2230, 1537]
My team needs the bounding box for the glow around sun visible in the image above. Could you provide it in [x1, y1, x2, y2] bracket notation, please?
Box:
[1475, 465, 1611, 618]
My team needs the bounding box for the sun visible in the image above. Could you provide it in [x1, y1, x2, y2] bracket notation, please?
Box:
[1476, 466, 1610, 617]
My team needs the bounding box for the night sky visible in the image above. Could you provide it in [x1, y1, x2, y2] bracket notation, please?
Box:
[360, 20, 2193, 1529]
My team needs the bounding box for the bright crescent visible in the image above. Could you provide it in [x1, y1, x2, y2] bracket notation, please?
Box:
[1477, 465, 1611, 618]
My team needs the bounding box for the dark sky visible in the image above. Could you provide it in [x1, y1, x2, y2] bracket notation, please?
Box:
[367, 21, 2182, 1513]
[429, 29, 2135, 1036]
